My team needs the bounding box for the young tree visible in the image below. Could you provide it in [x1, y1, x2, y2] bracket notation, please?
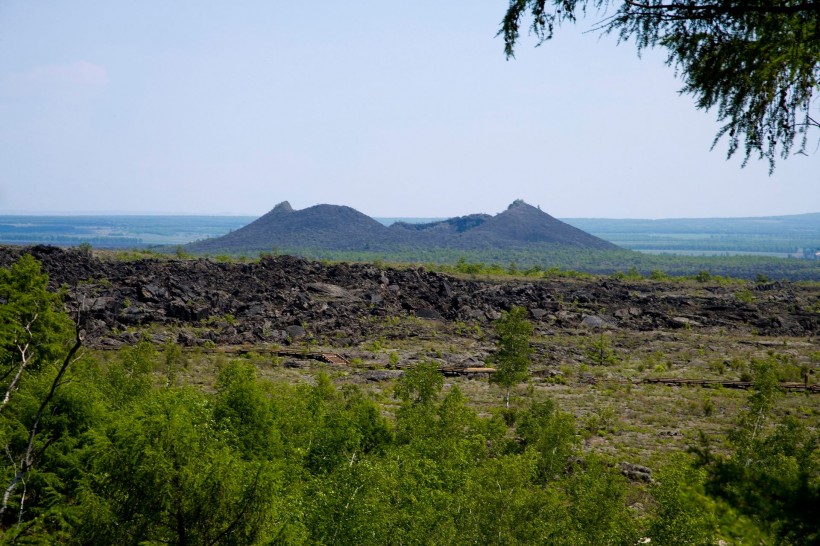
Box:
[584, 334, 619, 366]
[0, 255, 74, 413]
[516, 399, 578, 482]
[647, 454, 719, 545]
[693, 356, 820, 544]
[0, 255, 83, 521]
[489, 306, 534, 408]
[394, 360, 444, 443]
[500, 1, 820, 171]
[394, 360, 443, 408]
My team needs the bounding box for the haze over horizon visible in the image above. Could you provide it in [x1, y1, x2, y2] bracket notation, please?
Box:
[1, 201, 819, 222]
[1, 2, 818, 219]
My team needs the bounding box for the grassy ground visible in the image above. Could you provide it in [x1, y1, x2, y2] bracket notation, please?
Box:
[107, 311, 819, 472]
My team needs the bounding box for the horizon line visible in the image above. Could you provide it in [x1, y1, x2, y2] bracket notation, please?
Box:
[0, 208, 818, 221]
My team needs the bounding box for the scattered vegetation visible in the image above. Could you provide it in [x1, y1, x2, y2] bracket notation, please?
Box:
[0, 255, 817, 544]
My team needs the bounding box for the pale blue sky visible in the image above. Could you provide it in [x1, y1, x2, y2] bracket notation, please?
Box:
[1, 1, 817, 218]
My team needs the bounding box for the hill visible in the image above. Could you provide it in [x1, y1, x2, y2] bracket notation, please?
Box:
[186, 199, 618, 253]
[186, 201, 395, 253]
[460, 200, 617, 249]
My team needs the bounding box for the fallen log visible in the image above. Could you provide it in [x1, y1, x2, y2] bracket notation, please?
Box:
[642, 377, 819, 392]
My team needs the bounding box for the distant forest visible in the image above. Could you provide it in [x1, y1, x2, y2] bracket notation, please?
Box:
[242, 246, 820, 283]
[566, 214, 820, 258]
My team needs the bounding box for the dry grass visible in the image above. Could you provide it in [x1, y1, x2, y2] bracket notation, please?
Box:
[97, 312, 819, 469]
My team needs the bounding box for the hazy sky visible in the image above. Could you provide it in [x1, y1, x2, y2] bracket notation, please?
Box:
[1, 1, 818, 218]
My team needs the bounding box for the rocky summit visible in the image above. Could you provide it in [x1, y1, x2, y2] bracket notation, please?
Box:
[185, 200, 619, 254]
[1, 246, 816, 351]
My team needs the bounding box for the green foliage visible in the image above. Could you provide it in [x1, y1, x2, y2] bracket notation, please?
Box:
[585, 334, 619, 366]
[647, 454, 718, 545]
[760, 352, 811, 383]
[456, 453, 560, 544]
[72, 387, 283, 545]
[611, 266, 643, 281]
[1, 337, 814, 544]
[581, 406, 620, 438]
[394, 361, 446, 445]
[734, 288, 756, 303]
[0, 254, 73, 382]
[305, 382, 392, 475]
[214, 360, 282, 459]
[695, 270, 712, 283]
[175, 244, 191, 259]
[0, 356, 103, 538]
[77, 241, 92, 257]
[489, 306, 533, 407]
[693, 356, 820, 544]
[702, 395, 716, 417]
[562, 458, 640, 545]
[394, 360, 443, 407]
[742, 356, 782, 431]
[516, 399, 578, 482]
[237, 245, 820, 282]
[0, 259, 813, 543]
[102, 340, 155, 408]
[455, 256, 484, 275]
[0, 255, 80, 528]
[500, 1, 820, 171]
[163, 338, 186, 387]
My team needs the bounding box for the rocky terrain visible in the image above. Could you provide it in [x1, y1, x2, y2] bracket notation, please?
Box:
[2, 245, 816, 352]
[186, 199, 619, 253]
[5, 244, 819, 463]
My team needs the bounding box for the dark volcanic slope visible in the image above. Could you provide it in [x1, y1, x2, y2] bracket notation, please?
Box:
[187, 199, 619, 253]
[460, 201, 617, 249]
[187, 201, 395, 253]
[389, 214, 493, 239]
[388, 202, 617, 249]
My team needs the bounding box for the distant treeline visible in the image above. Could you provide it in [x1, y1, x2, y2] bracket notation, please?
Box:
[187, 246, 819, 282]
[565, 213, 820, 236]
[606, 238, 815, 255]
[0, 215, 253, 246]
[0, 234, 144, 246]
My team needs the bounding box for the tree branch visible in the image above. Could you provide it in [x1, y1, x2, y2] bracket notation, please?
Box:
[623, 1, 820, 16]
[0, 317, 84, 519]
[206, 464, 264, 546]
[0, 313, 39, 414]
